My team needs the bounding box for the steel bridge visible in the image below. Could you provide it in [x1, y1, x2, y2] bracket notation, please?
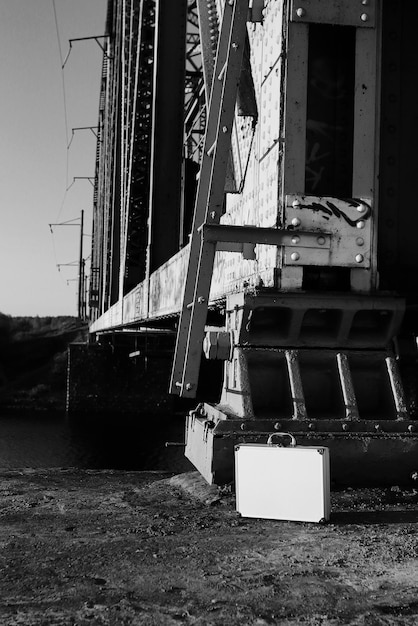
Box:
[75, 0, 418, 485]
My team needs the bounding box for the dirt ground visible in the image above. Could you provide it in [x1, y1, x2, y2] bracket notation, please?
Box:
[1, 469, 418, 625]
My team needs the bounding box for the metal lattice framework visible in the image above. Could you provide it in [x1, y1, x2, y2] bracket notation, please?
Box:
[121, 1, 155, 295]
[90, 0, 206, 318]
[90, 0, 156, 316]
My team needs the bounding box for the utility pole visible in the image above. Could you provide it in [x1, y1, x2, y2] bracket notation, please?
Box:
[49, 213, 87, 318]
[78, 209, 84, 319]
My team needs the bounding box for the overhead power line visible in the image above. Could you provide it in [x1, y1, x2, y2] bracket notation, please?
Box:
[51, 0, 70, 216]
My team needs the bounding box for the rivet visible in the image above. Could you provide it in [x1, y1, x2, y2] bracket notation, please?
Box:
[357, 204, 366, 212]
[210, 211, 217, 219]
[185, 383, 193, 391]
[240, 423, 246, 431]
[274, 422, 282, 431]
[356, 237, 364, 246]
[291, 235, 300, 245]
[291, 217, 301, 227]
[292, 200, 301, 209]
[308, 422, 315, 431]
[291, 252, 300, 262]
[362, 0, 369, 5]
[355, 254, 364, 263]
[408, 424, 415, 433]
[342, 423, 349, 432]
[231, 42, 239, 50]
[374, 424, 381, 432]
[197, 296, 206, 304]
[296, 7, 306, 17]
[361, 13, 369, 21]
[317, 236, 326, 246]
[222, 126, 228, 133]
[356, 220, 365, 229]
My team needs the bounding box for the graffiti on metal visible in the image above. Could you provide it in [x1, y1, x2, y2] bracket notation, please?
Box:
[297, 197, 372, 227]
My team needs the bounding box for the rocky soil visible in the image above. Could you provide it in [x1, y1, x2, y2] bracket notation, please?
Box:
[1, 469, 418, 625]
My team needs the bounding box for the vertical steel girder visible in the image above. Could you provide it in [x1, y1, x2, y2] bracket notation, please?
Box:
[121, 0, 156, 295]
[146, 0, 188, 275]
[170, 0, 251, 398]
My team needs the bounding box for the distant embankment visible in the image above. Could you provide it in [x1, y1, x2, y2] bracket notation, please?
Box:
[0, 314, 87, 412]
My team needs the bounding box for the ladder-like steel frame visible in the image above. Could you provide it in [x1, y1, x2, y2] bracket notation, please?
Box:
[170, 0, 250, 397]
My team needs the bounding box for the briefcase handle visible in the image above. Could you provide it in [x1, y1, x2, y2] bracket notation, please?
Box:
[267, 432, 297, 447]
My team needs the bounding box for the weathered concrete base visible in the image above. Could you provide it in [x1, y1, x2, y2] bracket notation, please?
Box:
[66, 341, 178, 415]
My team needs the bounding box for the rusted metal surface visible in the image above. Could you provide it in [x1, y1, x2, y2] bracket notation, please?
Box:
[149, 248, 189, 319]
[91, 0, 384, 329]
[336, 352, 359, 421]
[87, 1, 418, 490]
[285, 349, 307, 420]
[170, 0, 251, 398]
[284, 196, 372, 269]
[290, 0, 376, 28]
[186, 403, 418, 486]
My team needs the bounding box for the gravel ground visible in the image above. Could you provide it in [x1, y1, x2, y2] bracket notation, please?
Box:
[1, 469, 418, 625]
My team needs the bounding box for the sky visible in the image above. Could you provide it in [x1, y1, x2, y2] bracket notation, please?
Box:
[0, 0, 107, 317]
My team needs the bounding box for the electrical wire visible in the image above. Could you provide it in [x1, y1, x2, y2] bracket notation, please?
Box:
[49, 229, 67, 283]
[52, 0, 70, 218]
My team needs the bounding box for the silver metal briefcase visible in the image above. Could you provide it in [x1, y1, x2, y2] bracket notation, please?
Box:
[235, 433, 330, 523]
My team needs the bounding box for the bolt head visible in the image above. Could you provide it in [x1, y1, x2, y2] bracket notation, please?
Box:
[290, 252, 300, 262]
[291, 235, 300, 245]
[408, 424, 415, 433]
[222, 126, 228, 133]
[296, 7, 306, 17]
[291, 217, 301, 227]
[356, 220, 365, 229]
[355, 254, 364, 263]
[360, 13, 369, 21]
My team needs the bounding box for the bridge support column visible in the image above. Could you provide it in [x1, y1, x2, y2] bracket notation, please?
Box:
[66, 338, 176, 416]
[185, 291, 418, 487]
